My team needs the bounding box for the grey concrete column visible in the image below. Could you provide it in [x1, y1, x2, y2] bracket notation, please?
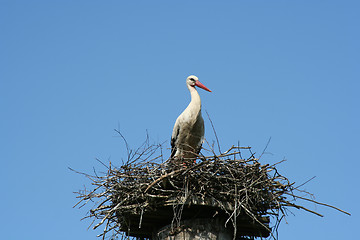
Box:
[154, 218, 233, 240]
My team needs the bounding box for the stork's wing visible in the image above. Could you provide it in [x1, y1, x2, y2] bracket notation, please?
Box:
[195, 138, 203, 155]
[170, 123, 180, 158]
[195, 115, 205, 156]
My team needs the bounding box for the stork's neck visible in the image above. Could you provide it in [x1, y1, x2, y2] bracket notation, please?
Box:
[187, 85, 202, 114]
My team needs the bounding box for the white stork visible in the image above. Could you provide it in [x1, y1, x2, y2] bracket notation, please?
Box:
[171, 75, 212, 161]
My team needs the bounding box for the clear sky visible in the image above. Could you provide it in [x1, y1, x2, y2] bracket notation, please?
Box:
[1, 1, 359, 239]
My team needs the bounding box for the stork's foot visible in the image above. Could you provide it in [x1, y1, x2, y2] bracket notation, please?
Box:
[167, 157, 197, 170]
[182, 159, 197, 168]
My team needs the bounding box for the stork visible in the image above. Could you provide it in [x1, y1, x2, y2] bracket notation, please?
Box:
[171, 75, 212, 162]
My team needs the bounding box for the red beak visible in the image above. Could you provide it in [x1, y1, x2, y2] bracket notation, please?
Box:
[195, 80, 212, 92]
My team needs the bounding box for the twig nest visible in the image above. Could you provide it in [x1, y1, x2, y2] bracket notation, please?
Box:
[73, 144, 350, 239]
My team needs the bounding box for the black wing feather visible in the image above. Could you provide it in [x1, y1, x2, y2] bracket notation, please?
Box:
[170, 127, 180, 158]
[195, 142, 202, 155]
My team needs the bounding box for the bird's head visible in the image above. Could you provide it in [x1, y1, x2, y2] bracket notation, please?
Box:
[186, 75, 212, 92]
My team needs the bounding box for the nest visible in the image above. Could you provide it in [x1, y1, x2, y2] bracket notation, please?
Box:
[73, 135, 350, 240]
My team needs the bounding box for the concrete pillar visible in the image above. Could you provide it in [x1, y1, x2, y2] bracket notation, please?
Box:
[154, 218, 233, 240]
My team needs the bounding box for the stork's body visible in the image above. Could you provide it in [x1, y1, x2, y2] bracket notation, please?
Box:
[171, 75, 211, 160]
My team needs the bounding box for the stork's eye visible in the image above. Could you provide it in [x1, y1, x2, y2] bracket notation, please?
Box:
[189, 78, 195, 81]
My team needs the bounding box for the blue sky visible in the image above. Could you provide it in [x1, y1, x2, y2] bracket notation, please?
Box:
[1, 1, 359, 239]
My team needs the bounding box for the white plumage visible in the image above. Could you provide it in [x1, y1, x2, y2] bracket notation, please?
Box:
[171, 75, 211, 160]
